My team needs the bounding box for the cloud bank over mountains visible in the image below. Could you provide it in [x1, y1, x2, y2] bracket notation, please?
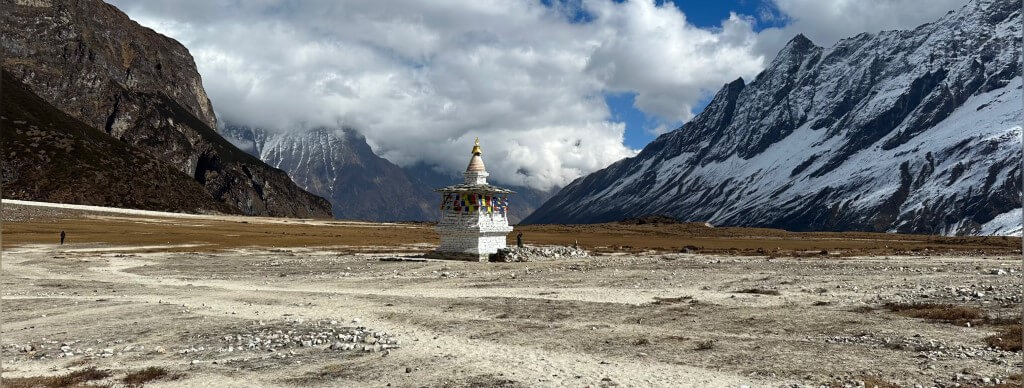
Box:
[754, 0, 969, 58]
[109, 0, 966, 190]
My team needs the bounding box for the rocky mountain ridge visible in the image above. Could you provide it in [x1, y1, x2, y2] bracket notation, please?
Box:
[224, 125, 437, 221]
[2, 0, 332, 217]
[524, 0, 1022, 236]
[223, 125, 555, 222]
[1, 70, 235, 213]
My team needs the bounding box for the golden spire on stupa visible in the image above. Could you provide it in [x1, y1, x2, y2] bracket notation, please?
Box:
[471, 137, 482, 155]
[466, 137, 486, 173]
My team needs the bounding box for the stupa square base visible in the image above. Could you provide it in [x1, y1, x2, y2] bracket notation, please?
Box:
[423, 251, 492, 262]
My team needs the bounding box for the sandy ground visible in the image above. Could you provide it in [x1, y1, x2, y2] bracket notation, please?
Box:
[2, 202, 1022, 387]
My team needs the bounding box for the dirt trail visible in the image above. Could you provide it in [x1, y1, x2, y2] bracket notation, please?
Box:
[2, 244, 772, 387]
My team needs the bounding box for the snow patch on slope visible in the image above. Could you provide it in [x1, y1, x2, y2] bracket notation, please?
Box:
[980, 208, 1023, 236]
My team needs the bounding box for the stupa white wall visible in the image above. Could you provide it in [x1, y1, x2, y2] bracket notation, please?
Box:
[436, 211, 513, 256]
[430, 139, 514, 261]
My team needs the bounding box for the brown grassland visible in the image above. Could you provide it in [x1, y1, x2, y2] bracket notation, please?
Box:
[2, 205, 1017, 256]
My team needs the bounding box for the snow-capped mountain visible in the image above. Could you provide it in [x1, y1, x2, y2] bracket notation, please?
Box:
[223, 126, 437, 221]
[224, 126, 556, 222]
[524, 0, 1021, 236]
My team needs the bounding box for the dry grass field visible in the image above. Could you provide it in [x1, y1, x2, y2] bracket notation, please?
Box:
[2, 203, 1017, 256]
[2, 202, 1021, 387]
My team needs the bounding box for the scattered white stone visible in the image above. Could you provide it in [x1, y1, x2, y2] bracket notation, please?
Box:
[489, 246, 589, 262]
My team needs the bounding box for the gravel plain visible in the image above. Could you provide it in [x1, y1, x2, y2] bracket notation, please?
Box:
[1, 203, 1021, 387]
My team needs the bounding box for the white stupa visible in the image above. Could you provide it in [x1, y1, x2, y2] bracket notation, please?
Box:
[429, 138, 514, 261]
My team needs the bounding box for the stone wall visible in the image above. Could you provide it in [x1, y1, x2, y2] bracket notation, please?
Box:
[436, 208, 513, 257]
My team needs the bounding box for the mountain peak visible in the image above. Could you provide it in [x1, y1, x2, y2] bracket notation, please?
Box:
[787, 33, 814, 48]
[777, 33, 818, 58]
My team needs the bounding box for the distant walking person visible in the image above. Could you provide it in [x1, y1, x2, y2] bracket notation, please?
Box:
[516, 232, 523, 248]
[60, 230, 66, 245]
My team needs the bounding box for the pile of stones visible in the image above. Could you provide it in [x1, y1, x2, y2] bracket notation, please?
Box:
[217, 319, 399, 355]
[489, 245, 589, 262]
[815, 333, 1017, 363]
[9, 340, 151, 361]
[796, 372, 1016, 388]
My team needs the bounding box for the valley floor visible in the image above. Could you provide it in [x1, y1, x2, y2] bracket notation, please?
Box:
[1, 202, 1021, 387]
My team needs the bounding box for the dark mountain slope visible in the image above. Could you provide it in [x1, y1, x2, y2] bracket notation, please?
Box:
[1, 70, 234, 213]
[2, 0, 332, 217]
[224, 125, 436, 221]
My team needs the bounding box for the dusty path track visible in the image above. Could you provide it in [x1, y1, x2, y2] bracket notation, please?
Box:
[3, 244, 772, 387]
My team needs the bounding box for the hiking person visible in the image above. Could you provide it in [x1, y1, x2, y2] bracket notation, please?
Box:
[516, 232, 523, 248]
[60, 230, 66, 245]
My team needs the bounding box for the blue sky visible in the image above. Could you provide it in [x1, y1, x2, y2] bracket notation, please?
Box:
[601, 0, 788, 148]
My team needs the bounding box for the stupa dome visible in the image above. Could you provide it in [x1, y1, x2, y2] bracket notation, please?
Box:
[466, 137, 486, 172]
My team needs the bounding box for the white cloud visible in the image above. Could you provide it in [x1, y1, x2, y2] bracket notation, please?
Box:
[647, 123, 673, 137]
[584, 3, 764, 122]
[756, 0, 967, 57]
[107, 0, 767, 191]
[107, 0, 967, 191]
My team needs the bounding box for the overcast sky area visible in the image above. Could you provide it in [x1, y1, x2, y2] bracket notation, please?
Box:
[109, 0, 967, 191]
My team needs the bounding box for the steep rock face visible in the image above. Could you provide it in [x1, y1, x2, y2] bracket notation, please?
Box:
[1, 0, 332, 218]
[525, 0, 1021, 236]
[223, 126, 556, 222]
[1, 70, 234, 213]
[224, 125, 436, 221]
